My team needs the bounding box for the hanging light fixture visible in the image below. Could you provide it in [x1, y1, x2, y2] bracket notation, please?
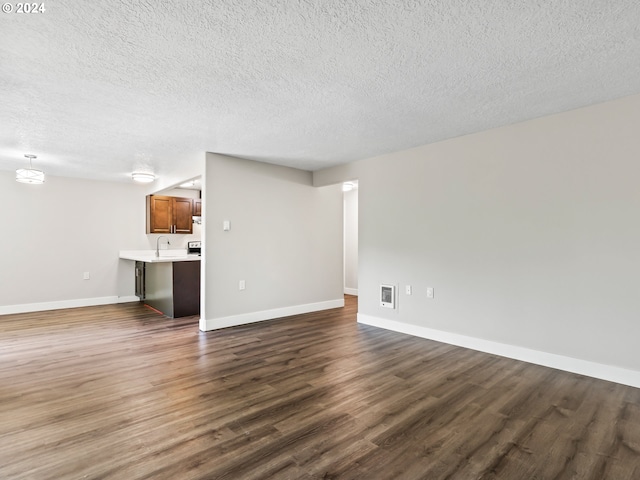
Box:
[131, 172, 156, 183]
[16, 154, 45, 184]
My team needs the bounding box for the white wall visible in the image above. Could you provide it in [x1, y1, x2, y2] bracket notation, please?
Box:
[344, 188, 358, 295]
[161, 187, 201, 200]
[0, 171, 150, 313]
[201, 153, 344, 330]
[314, 92, 640, 387]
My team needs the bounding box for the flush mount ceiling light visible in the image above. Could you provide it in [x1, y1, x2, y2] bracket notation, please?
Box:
[16, 154, 45, 184]
[132, 172, 156, 183]
[342, 182, 355, 192]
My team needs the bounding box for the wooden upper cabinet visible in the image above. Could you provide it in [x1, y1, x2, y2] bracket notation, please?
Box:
[173, 197, 194, 234]
[193, 199, 202, 216]
[147, 195, 194, 234]
[147, 195, 173, 234]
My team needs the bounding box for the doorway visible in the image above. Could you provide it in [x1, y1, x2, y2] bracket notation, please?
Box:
[343, 181, 358, 296]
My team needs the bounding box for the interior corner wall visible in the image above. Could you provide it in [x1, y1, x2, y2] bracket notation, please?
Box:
[201, 153, 343, 330]
[0, 171, 149, 314]
[313, 93, 640, 385]
[343, 189, 358, 295]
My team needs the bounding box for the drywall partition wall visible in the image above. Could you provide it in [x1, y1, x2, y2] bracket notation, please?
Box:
[200, 153, 344, 331]
[344, 188, 358, 295]
[0, 171, 149, 314]
[313, 93, 640, 387]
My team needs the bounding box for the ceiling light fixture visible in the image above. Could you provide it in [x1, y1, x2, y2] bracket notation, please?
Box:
[16, 154, 45, 184]
[132, 172, 156, 183]
[342, 182, 355, 192]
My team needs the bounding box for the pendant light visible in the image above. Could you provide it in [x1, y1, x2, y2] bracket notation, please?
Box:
[16, 154, 45, 184]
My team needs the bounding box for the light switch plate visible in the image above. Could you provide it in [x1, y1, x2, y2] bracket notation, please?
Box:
[427, 287, 434, 298]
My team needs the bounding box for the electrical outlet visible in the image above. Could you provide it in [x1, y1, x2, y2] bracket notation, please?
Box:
[239, 280, 245, 290]
[405, 285, 412, 295]
[426, 287, 434, 299]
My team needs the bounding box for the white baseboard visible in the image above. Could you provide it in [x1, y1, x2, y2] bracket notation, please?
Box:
[344, 288, 358, 296]
[200, 298, 345, 332]
[357, 313, 640, 389]
[0, 295, 140, 316]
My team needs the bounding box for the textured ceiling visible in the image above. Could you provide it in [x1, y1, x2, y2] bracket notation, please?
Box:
[1, 0, 640, 182]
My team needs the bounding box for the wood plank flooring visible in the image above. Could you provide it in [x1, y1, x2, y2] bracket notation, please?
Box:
[1, 295, 640, 479]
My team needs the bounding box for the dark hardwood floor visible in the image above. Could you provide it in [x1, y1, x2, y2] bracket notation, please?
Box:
[1, 295, 639, 479]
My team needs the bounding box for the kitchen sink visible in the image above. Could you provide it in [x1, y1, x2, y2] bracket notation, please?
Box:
[158, 249, 188, 258]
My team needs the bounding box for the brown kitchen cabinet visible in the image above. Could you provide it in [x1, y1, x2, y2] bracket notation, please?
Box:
[144, 260, 200, 318]
[146, 195, 194, 234]
[193, 199, 202, 216]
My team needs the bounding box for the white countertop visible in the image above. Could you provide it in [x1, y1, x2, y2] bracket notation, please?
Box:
[119, 250, 202, 263]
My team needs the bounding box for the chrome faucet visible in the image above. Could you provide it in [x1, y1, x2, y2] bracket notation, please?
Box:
[156, 236, 170, 257]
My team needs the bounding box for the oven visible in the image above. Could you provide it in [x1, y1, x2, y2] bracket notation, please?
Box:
[187, 241, 201, 256]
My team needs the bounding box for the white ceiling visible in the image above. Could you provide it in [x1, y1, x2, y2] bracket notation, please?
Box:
[1, 1, 640, 182]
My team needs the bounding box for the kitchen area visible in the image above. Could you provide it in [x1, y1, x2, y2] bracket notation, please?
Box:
[119, 179, 203, 318]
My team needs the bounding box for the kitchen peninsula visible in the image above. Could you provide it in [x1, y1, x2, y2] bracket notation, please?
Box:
[119, 250, 200, 318]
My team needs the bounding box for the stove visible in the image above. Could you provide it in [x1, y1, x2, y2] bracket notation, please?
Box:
[187, 241, 201, 256]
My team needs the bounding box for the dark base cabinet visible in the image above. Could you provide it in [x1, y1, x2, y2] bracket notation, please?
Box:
[172, 262, 201, 317]
[144, 261, 200, 318]
[135, 261, 145, 300]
